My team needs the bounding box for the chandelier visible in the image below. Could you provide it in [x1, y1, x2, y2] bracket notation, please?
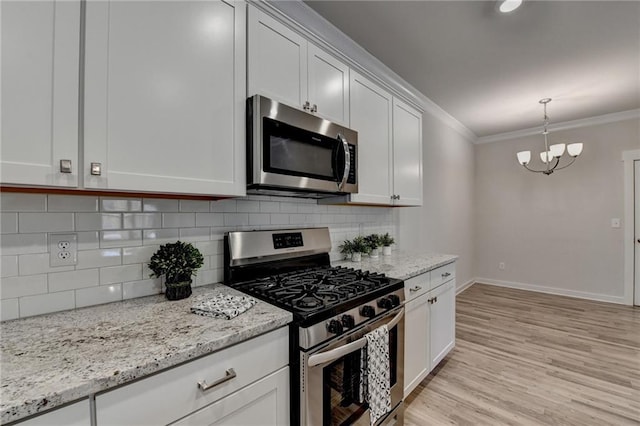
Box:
[516, 98, 583, 175]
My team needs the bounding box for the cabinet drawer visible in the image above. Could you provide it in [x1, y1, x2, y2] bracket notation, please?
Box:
[404, 272, 429, 301]
[96, 327, 288, 426]
[430, 262, 455, 290]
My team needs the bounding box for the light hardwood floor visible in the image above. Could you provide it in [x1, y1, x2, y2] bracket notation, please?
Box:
[404, 283, 640, 425]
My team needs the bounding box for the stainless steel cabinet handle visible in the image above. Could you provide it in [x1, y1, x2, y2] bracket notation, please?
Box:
[311, 104, 318, 113]
[337, 133, 350, 191]
[409, 286, 422, 293]
[90, 162, 102, 176]
[197, 368, 236, 392]
[60, 159, 72, 174]
[442, 272, 451, 278]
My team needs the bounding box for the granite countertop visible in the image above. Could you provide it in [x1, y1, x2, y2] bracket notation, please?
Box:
[333, 250, 458, 280]
[0, 284, 292, 424]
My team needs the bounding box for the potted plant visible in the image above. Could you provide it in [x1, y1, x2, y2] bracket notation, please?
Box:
[351, 236, 371, 262]
[339, 239, 354, 260]
[365, 234, 382, 258]
[380, 233, 395, 256]
[148, 241, 204, 300]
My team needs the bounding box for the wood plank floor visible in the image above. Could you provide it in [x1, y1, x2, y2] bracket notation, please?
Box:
[404, 284, 640, 425]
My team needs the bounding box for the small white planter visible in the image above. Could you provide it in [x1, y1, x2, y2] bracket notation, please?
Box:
[382, 246, 392, 256]
[351, 252, 362, 262]
[370, 248, 380, 258]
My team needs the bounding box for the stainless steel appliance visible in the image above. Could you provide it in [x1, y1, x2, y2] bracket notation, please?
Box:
[246, 95, 358, 198]
[224, 227, 404, 426]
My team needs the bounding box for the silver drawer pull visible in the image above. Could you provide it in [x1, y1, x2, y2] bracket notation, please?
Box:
[409, 286, 422, 292]
[441, 272, 451, 278]
[197, 368, 236, 392]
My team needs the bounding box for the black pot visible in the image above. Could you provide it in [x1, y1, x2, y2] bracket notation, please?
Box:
[165, 280, 192, 301]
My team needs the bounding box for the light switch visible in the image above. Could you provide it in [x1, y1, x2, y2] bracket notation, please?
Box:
[611, 218, 621, 228]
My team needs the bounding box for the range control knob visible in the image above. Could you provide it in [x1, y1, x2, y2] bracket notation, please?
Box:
[326, 319, 343, 335]
[377, 297, 393, 309]
[341, 314, 355, 329]
[361, 305, 376, 318]
[388, 294, 401, 307]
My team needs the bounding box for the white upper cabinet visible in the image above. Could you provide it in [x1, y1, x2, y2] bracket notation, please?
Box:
[392, 98, 423, 206]
[348, 71, 393, 204]
[1, 0, 80, 187]
[248, 6, 350, 126]
[84, 0, 246, 196]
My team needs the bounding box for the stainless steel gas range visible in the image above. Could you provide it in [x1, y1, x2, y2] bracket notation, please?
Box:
[224, 227, 405, 426]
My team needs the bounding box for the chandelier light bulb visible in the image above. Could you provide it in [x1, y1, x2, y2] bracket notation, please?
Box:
[539, 151, 553, 164]
[549, 143, 566, 158]
[567, 143, 584, 157]
[516, 151, 531, 165]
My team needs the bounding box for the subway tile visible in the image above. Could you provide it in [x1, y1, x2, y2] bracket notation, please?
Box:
[249, 213, 270, 226]
[76, 284, 122, 308]
[195, 213, 223, 227]
[142, 264, 153, 280]
[1, 299, 19, 321]
[49, 269, 99, 292]
[179, 200, 210, 212]
[210, 254, 223, 270]
[279, 202, 299, 213]
[143, 198, 179, 212]
[1, 213, 18, 234]
[289, 214, 307, 225]
[236, 200, 260, 213]
[315, 204, 328, 213]
[123, 245, 158, 265]
[260, 201, 280, 213]
[100, 197, 142, 212]
[199, 256, 211, 270]
[223, 213, 249, 226]
[18, 253, 74, 275]
[100, 264, 142, 285]
[211, 199, 236, 212]
[1, 274, 47, 299]
[48, 195, 98, 212]
[122, 279, 161, 299]
[77, 231, 100, 250]
[100, 231, 142, 248]
[195, 269, 219, 286]
[123, 213, 162, 229]
[179, 228, 210, 242]
[270, 213, 290, 225]
[143, 229, 179, 245]
[0, 233, 48, 255]
[162, 213, 195, 228]
[76, 248, 121, 269]
[1, 255, 18, 277]
[20, 291, 75, 317]
[194, 241, 221, 256]
[297, 204, 315, 214]
[19, 213, 74, 233]
[75, 213, 122, 231]
[0, 193, 46, 212]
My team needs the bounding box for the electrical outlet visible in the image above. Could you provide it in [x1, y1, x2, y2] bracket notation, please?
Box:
[50, 233, 77, 267]
[499, 262, 506, 270]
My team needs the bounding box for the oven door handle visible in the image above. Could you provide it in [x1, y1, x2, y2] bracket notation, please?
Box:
[307, 309, 404, 367]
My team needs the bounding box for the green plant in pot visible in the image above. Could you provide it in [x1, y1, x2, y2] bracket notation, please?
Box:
[364, 234, 382, 258]
[339, 239, 354, 260]
[148, 241, 204, 301]
[351, 236, 371, 262]
[380, 233, 395, 255]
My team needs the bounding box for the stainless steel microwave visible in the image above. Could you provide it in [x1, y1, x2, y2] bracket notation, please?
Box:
[246, 95, 358, 198]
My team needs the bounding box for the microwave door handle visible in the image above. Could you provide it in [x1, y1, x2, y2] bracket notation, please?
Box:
[307, 309, 404, 367]
[337, 133, 350, 191]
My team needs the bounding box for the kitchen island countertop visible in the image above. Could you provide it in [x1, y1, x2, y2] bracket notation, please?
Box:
[334, 250, 458, 280]
[0, 284, 292, 424]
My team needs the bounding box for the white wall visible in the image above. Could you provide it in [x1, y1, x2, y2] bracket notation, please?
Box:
[397, 111, 476, 289]
[474, 118, 639, 303]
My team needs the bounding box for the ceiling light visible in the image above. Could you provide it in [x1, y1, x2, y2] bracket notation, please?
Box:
[499, 0, 523, 13]
[516, 98, 584, 175]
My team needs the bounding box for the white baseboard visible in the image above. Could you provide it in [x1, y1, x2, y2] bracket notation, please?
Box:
[474, 277, 627, 305]
[456, 279, 476, 295]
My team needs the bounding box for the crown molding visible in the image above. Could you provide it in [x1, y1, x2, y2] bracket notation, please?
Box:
[476, 109, 640, 144]
[251, 0, 477, 142]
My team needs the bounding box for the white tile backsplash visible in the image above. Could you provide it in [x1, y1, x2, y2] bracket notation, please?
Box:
[0, 193, 394, 319]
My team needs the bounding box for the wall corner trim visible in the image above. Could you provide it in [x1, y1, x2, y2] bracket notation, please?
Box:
[456, 279, 476, 295]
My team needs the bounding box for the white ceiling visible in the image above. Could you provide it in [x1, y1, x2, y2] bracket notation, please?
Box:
[304, 0, 640, 137]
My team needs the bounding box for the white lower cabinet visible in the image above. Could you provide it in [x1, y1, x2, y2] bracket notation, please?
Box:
[403, 292, 429, 397]
[170, 367, 289, 426]
[95, 327, 289, 426]
[428, 279, 456, 369]
[11, 400, 90, 426]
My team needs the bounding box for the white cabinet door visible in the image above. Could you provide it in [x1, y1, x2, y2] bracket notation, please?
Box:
[392, 98, 423, 206]
[307, 44, 350, 125]
[171, 367, 289, 426]
[16, 400, 90, 426]
[429, 279, 456, 369]
[404, 292, 429, 398]
[84, 0, 245, 196]
[247, 6, 307, 109]
[1, 0, 80, 187]
[349, 72, 393, 205]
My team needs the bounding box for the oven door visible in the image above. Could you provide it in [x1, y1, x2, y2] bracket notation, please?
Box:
[301, 308, 405, 426]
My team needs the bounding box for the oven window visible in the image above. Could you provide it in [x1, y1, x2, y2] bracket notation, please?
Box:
[322, 327, 398, 426]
